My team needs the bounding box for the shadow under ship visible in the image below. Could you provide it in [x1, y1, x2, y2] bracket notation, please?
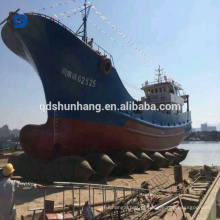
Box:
[1, 8, 191, 182]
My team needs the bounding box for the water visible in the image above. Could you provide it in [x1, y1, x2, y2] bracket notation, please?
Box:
[179, 141, 220, 166]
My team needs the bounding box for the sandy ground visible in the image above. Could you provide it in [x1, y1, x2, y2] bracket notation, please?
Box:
[0, 157, 204, 219]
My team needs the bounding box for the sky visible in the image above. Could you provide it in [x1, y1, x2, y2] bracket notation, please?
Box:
[0, 0, 220, 130]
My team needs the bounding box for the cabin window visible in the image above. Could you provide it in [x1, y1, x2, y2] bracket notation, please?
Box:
[155, 88, 158, 93]
[161, 122, 163, 126]
[168, 123, 170, 126]
[179, 122, 181, 125]
[174, 123, 176, 126]
[159, 88, 162, 93]
[169, 87, 174, 94]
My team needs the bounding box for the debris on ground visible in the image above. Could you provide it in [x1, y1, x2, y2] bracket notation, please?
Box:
[10, 165, 220, 219]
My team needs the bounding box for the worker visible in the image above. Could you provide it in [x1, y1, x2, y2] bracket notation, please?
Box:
[88, 38, 93, 48]
[0, 163, 44, 220]
[82, 201, 94, 220]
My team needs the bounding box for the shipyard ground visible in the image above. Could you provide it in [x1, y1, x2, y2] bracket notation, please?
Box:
[1, 156, 219, 219]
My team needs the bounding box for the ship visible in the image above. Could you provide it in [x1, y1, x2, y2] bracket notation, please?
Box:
[0, 5, 191, 181]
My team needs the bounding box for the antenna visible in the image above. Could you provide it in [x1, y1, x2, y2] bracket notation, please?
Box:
[154, 65, 163, 83]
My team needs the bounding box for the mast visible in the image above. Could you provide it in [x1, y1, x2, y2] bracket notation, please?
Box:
[83, 0, 87, 42]
[76, 0, 91, 43]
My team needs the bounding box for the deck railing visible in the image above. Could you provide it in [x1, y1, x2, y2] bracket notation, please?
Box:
[141, 79, 182, 89]
[25, 182, 150, 219]
[86, 37, 115, 66]
[26, 13, 114, 66]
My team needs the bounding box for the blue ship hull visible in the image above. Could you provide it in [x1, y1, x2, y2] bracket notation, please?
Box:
[1, 13, 191, 160]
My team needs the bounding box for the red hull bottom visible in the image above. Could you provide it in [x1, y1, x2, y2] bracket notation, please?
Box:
[20, 117, 186, 161]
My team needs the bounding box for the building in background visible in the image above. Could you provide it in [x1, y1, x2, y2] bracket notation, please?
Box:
[201, 123, 216, 132]
[0, 124, 10, 138]
[11, 129, 20, 137]
[207, 126, 217, 131]
[201, 123, 207, 131]
[0, 124, 20, 139]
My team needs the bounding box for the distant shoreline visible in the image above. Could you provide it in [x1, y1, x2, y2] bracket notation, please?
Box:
[184, 131, 220, 142]
[183, 140, 220, 143]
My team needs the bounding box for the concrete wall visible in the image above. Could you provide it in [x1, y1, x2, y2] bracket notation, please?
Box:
[195, 175, 220, 220]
